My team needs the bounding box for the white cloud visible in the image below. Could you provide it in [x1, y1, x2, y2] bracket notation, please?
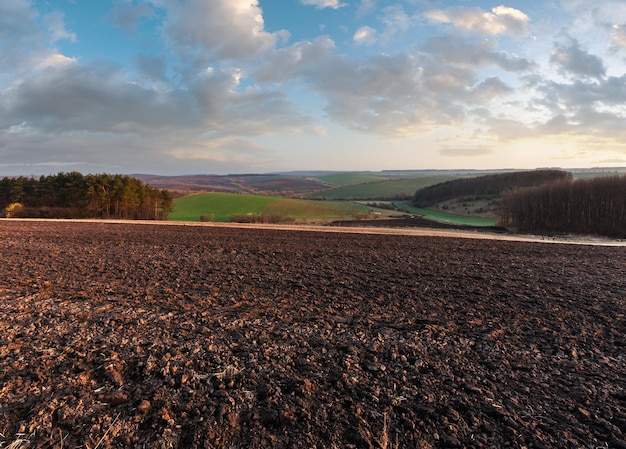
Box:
[42, 11, 76, 43]
[257, 32, 529, 138]
[611, 24, 626, 49]
[36, 53, 77, 69]
[379, 5, 411, 42]
[159, 0, 286, 61]
[253, 37, 336, 83]
[0, 0, 316, 175]
[190, 68, 310, 137]
[491, 6, 529, 36]
[356, 0, 376, 18]
[466, 77, 514, 104]
[0, 0, 78, 88]
[353, 26, 377, 46]
[2, 57, 311, 137]
[302, 52, 472, 136]
[587, 1, 626, 31]
[440, 145, 493, 157]
[0, 0, 46, 70]
[2, 0, 626, 174]
[0, 0, 36, 37]
[0, 58, 312, 174]
[425, 5, 529, 37]
[300, 0, 347, 10]
[537, 75, 626, 113]
[480, 70, 626, 148]
[423, 36, 535, 72]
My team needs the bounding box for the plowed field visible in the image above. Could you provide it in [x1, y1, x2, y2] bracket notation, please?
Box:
[0, 221, 625, 448]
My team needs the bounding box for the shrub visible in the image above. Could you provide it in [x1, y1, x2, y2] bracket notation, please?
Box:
[353, 212, 373, 220]
[229, 213, 259, 223]
[3, 202, 23, 218]
[260, 213, 296, 223]
[10, 206, 85, 219]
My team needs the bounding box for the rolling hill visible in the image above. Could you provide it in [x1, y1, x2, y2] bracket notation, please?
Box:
[169, 192, 368, 222]
[411, 170, 573, 218]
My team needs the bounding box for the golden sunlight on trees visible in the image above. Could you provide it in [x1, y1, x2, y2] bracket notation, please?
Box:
[0, 172, 172, 220]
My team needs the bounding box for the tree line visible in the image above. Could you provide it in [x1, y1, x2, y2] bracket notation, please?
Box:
[0, 172, 173, 220]
[498, 175, 626, 238]
[413, 170, 572, 207]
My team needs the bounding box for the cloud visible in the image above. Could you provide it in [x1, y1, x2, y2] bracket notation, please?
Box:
[159, 0, 287, 61]
[253, 37, 336, 83]
[0, 0, 37, 40]
[191, 69, 311, 137]
[356, 0, 376, 18]
[467, 77, 514, 104]
[2, 56, 311, 137]
[423, 35, 535, 72]
[0, 59, 311, 174]
[439, 145, 493, 157]
[588, 1, 626, 35]
[353, 4, 415, 46]
[425, 5, 529, 37]
[36, 53, 77, 69]
[302, 52, 471, 136]
[255, 35, 522, 138]
[550, 38, 606, 78]
[134, 53, 169, 83]
[539, 75, 626, 112]
[2, 0, 625, 174]
[353, 26, 377, 46]
[0, 0, 317, 175]
[533, 77, 626, 133]
[2, 61, 192, 135]
[480, 69, 626, 148]
[610, 24, 626, 49]
[0, 120, 288, 176]
[42, 11, 76, 43]
[536, 107, 626, 141]
[379, 4, 411, 41]
[0, 0, 48, 71]
[109, 3, 156, 31]
[300, 0, 347, 10]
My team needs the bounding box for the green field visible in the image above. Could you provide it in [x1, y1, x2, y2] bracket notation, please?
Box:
[395, 201, 498, 227]
[169, 192, 368, 222]
[309, 175, 461, 200]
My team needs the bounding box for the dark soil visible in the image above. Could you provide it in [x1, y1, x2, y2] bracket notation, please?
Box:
[0, 221, 625, 449]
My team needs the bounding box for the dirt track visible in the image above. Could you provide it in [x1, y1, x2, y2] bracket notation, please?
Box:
[1, 220, 625, 448]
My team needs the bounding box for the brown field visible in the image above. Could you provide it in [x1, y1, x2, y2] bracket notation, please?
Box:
[0, 220, 625, 448]
[133, 174, 329, 197]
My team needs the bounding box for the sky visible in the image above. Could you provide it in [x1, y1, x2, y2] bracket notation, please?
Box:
[1, 0, 626, 176]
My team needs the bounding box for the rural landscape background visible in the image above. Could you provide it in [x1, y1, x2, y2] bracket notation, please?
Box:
[2, 166, 626, 239]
